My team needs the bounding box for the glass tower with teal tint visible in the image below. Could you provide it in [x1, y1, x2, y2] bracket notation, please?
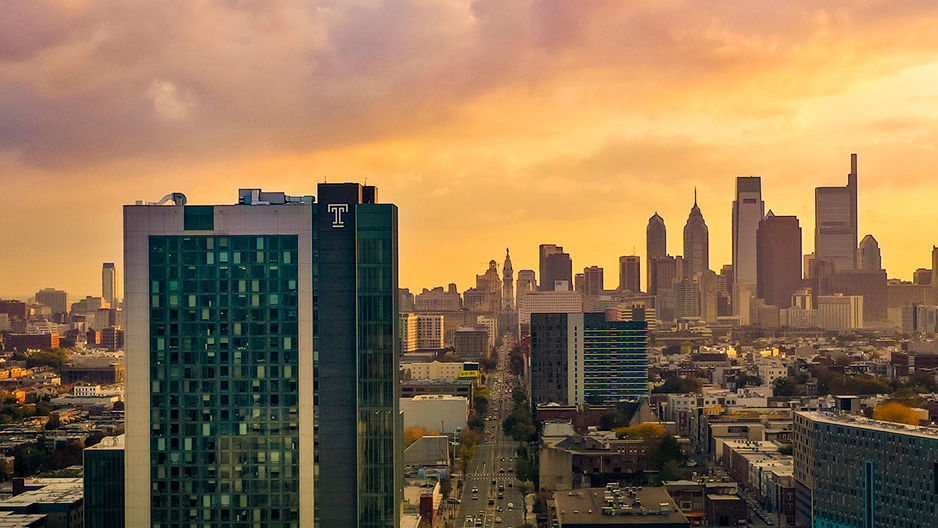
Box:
[582, 314, 648, 402]
[84, 435, 125, 528]
[148, 233, 300, 525]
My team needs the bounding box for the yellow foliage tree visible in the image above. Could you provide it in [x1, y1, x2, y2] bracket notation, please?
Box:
[613, 423, 668, 439]
[404, 426, 440, 447]
[872, 401, 922, 426]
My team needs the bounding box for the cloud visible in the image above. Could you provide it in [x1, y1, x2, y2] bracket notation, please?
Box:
[146, 80, 192, 122]
[4, 1, 938, 169]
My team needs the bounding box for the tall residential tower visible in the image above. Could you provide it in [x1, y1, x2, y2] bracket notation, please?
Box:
[124, 185, 401, 527]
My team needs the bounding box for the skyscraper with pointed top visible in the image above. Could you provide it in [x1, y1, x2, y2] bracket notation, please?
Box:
[502, 248, 514, 310]
[646, 212, 667, 293]
[683, 189, 710, 278]
[857, 235, 881, 271]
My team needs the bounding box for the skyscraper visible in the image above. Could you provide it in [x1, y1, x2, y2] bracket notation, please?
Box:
[646, 213, 667, 293]
[618, 255, 641, 293]
[814, 153, 858, 272]
[539, 244, 572, 291]
[583, 265, 604, 296]
[515, 269, 536, 308]
[502, 248, 514, 310]
[683, 190, 709, 278]
[857, 234, 881, 270]
[102, 262, 117, 306]
[35, 288, 68, 317]
[124, 185, 400, 527]
[756, 212, 802, 309]
[732, 176, 764, 299]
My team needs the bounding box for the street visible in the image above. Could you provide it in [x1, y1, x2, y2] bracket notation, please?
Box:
[450, 342, 528, 528]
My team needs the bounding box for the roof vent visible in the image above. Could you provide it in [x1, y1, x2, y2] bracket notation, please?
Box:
[148, 193, 187, 206]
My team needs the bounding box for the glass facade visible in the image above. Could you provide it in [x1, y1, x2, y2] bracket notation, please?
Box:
[582, 314, 648, 402]
[355, 206, 400, 528]
[148, 234, 300, 527]
[84, 440, 125, 528]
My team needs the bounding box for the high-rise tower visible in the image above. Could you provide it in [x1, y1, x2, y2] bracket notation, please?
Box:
[732, 176, 764, 294]
[124, 185, 401, 527]
[857, 234, 881, 271]
[756, 211, 802, 308]
[502, 248, 514, 310]
[619, 256, 641, 293]
[646, 213, 667, 294]
[102, 262, 117, 306]
[683, 190, 710, 278]
[815, 154, 859, 272]
[539, 244, 572, 291]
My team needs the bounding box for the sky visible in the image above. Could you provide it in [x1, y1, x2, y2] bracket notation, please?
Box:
[4, 0, 938, 299]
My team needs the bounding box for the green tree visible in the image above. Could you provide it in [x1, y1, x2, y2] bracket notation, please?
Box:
[772, 376, 801, 397]
[652, 375, 703, 394]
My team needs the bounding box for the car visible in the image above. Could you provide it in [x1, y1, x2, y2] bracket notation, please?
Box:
[474, 520, 482, 527]
[507, 503, 514, 511]
[491, 479, 496, 486]
[498, 467, 505, 473]
[495, 517, 503, 524]
[507, 482, 512, 488]
[488, 498, 495, 505]
[498, 493, 504, 499]
[496, 506, 502, 512]
[498, 484, 504, 492]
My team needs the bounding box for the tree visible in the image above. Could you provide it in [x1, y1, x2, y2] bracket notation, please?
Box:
[613, 423, 667, 439]
[652, 375, 703, 394]
[657, 459, 682, 483]
[873, 402, 922, 425]
[512, 386, 528, 405]
[112, 400, 125, 411]
[404, 426, 440, 447]
[772, 376, 801, 397]
[44, 414, 61, 430]
[26, 348, 70, 370]
[473, 395, 489, 416]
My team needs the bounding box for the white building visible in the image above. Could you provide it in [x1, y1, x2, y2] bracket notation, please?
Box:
[402, 361, 464, 380]
[517, 288, 583, 335]
[476, 315, 496, 350]
[817, 294, 863, 331]
[757, 363, 788, 387]
[400, 395, 469, 434]
[400, 313, 444, 352]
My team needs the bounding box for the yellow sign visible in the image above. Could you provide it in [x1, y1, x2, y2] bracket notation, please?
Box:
[458, 370, 480, 378]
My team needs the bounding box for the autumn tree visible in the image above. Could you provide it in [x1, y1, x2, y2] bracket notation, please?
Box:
[873, 402, 922, 426]
[403, 426, 440, 447]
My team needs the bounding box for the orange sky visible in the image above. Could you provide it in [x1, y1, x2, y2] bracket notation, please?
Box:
[4, 1, 938, 298]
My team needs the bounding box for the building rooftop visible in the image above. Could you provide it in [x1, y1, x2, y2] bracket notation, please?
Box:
[797, 411, 938, 440]
[0, 511, 46, 527]
[0, 479, 83, 510]
[554, 485, 689, 526]
[85, 434, 124, 451]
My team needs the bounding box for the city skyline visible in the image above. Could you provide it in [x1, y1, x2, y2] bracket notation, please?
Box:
[3, 156, 932, 299]
[6, 3, 938, 298]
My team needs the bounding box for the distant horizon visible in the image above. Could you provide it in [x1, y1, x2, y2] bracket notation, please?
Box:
[5, 3, 938, 297]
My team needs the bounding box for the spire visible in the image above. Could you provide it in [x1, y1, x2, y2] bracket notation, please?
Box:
[694, 187, 697, 207]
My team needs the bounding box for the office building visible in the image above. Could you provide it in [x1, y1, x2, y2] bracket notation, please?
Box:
[583, 266, 604, 296]
[400, 395, 468, 434]
[540, 244, 573, 292]
[652, 255, 678, 293]
[84, 435, 125, 528]
[829, 269, 888, 323]
[401, 313, 443, 353]
[756, 212, 802, 309]
[35, 288, 68, 318]
[453, 328, 489, 359]
[803, 253, 816, 280]
[516, 270, 536, 307]
[102, 262, 117, 306]
[414, 286, 460, 312]
[683, 191, 709, 278]
[124, 185, 400, 527]
[857, 234, 881, 270]
[530, 312, 648, 406]
[607, 302, 657, 332]
[732, 176, 764, 300]
[793, 411, 938, 528]
[619, 256, 641, 293]
[816, 294, 863, 331]
[814, 154, 858, 272]
[647, 213, 667, 293]
[502, 248, 514, 310]
[552, 485, 689, 527]
[517, 286, 583, 336]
